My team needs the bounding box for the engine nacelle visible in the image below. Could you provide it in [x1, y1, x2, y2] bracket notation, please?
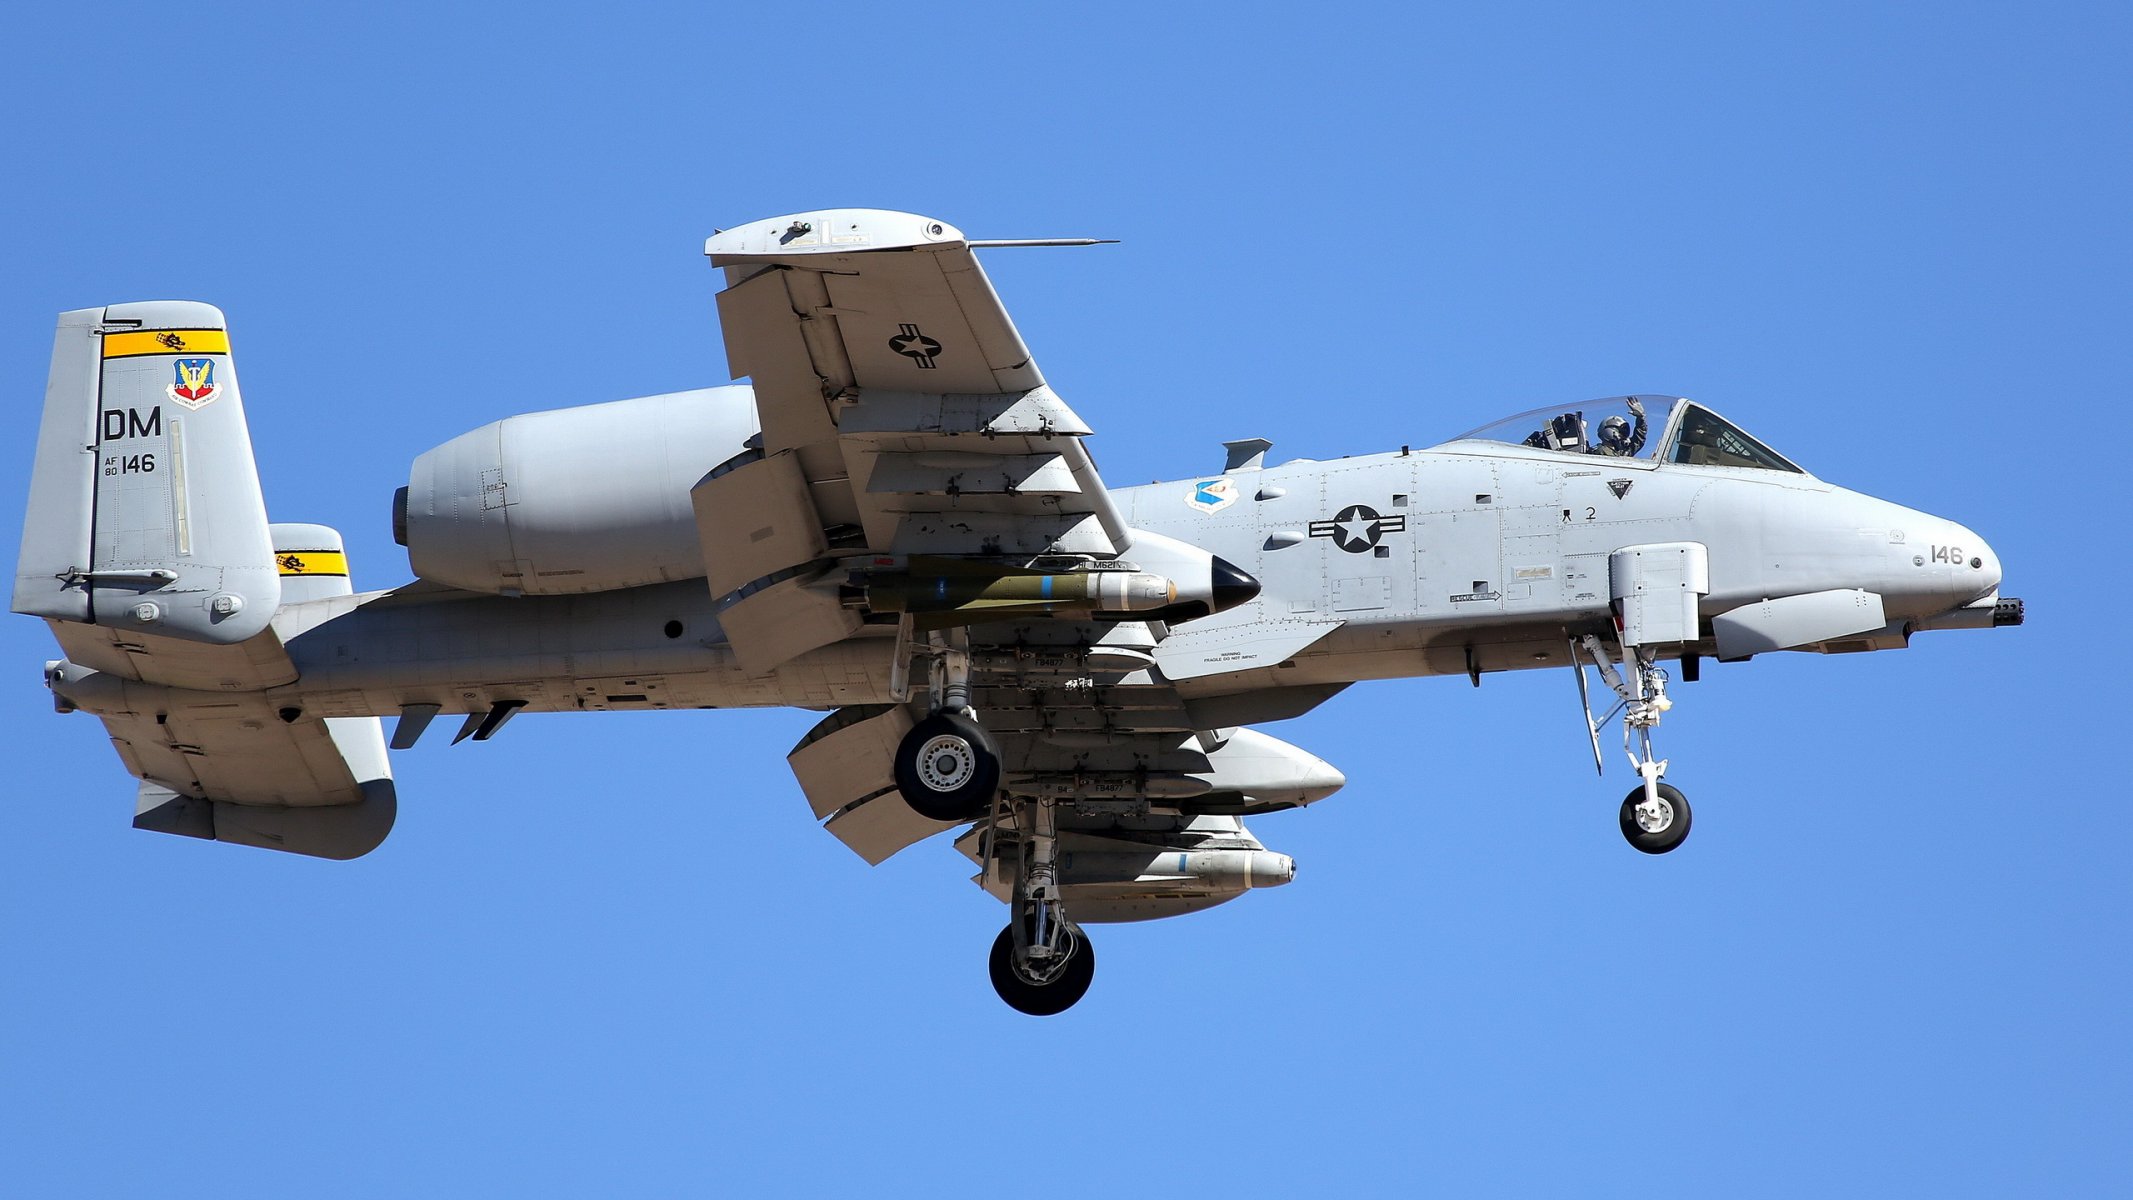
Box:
[397, 387, 757, 595]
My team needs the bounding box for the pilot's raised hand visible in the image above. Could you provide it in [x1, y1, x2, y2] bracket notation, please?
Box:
[1626, 396, 1645, 418]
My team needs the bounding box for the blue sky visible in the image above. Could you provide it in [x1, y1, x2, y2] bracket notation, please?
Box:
[2, 2, 2125, 1195]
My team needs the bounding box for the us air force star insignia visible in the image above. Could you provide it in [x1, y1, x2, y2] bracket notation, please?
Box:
[1607, 479, 1633, 499]
[889, 323, 941, 368]
[1309, 504, 1407, 553]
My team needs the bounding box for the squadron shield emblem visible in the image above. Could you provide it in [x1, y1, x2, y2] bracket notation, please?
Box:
[166, 358, 219, 410]
[1187, 477, 1239, 513]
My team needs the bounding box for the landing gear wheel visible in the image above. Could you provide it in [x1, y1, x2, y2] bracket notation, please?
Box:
[893, 711, 1000, 823]
[1619, 782, 1692, 855]
[988, 921, 1095, 1016]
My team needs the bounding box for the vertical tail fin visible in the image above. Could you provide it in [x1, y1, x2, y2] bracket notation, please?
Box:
[13, 301, 278, 643]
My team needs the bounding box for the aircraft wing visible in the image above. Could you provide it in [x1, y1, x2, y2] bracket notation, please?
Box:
[695, 209, 1128, 674]
[786, 617, 1346, 869]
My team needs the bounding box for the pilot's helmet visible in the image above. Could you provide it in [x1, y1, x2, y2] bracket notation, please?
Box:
[1599, 415, 1629, 444]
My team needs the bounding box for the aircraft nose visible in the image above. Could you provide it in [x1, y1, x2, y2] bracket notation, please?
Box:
[1969, 533, 2003, 599]
[1900, 517, 2001, 611]
[1940, 521, 2000, 603]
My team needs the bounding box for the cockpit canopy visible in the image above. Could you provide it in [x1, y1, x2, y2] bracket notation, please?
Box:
[1445, 395, 1804, 474]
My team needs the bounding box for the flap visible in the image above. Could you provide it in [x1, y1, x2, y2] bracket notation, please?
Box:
[823, 791, 962, 867]
[691, 450, 830, 598]
[788, 704, 912, 821]
[714, 576, 862, 678]
[788, 705, 958, 864]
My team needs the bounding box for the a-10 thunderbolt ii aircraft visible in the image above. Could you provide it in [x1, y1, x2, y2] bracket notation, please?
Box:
[16, 209, 2022, 1014]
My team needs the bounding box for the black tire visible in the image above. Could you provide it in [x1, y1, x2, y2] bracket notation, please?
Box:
[893, 711, 1000, 823]
[1619, 782, 1692, 855]
[988, 921, 1095, 1016]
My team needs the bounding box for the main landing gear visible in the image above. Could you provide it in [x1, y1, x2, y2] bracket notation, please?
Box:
[1575, 633, 1694, 855]
[894, 710, 999, 823]
[892, 632, 1001, 824]
[889, 630, 1093, 1013]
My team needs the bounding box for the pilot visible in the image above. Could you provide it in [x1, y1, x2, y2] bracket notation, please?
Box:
[1591, 397, 1647, 457]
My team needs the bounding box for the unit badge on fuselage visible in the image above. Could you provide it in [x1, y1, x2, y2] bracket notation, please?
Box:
[1187, 477, 1239, 513]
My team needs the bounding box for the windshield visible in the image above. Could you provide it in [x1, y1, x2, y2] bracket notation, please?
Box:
[1666, 404, 1802, 472]
[1449, 396, 1681, 462]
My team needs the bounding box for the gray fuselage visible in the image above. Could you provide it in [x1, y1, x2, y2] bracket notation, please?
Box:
[226, 428, 1999, 729]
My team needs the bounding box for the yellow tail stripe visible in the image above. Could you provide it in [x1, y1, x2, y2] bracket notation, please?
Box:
[102, 329, 231, 359]
[276, 551, 349, 577]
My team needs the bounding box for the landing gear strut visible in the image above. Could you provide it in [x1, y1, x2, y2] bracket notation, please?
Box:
[986, 796, 1096, 1015]
[892, 631, 1001, 824]
[889, 629, 1097, 1011]
[1576, 633, 1693, 854]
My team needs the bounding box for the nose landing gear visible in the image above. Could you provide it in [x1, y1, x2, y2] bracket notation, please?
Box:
[990, 916, 1095, 1016]
[1619, 781, 1692, 854]
[1575, 633, 1693, 854]
[986, 796, 1096, 1015]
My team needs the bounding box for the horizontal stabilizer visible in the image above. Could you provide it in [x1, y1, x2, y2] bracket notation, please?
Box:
[136, 776, 395, 861]
[50, 660, 396, 859]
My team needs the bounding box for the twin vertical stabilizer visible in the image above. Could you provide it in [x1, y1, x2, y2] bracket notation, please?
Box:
[13, 301, 278, 643]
